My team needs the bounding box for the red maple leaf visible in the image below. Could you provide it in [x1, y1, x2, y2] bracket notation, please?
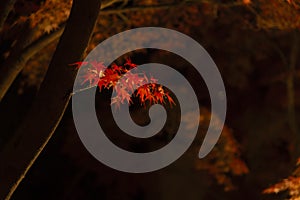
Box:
[90, 61, 106, 74]
[111, 63, 123, 73]
[121, 71, 145, 92]
[164, 92, 176, 107]
[72, 58, 175, 108]
[111, 84, 133, 108]
[136, 85, 151, 104]
[69, 61, 89, 69]
[124, 57, 137, 69]
[152, 85, 165, 104]
[81, 72, 99, 86]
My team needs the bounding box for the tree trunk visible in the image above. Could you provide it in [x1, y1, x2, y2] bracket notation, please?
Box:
[0, 26, 65, 101]
[0, 0, 101, 199]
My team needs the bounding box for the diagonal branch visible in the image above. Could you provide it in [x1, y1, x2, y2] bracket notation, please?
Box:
[0, 0, 17, 31]
[0, 0, 102, 199]
[0, 26, 65, 101]
[101, 0, 127, 9]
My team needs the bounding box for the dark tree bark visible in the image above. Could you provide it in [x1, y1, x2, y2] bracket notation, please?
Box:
[0, 0, 101, 199]
[0, 26, 65, 101]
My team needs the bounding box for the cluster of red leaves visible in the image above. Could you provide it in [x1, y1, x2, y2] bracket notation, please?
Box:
[71, 59, 175, 108]
[263, 158, 300, 200]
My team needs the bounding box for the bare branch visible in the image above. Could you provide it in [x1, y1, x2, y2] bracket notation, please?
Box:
[0, 26, 64, 102]
[0, 0, 17, 31]
[261, 30, 300, 158]
[0, 0, 101, 198]
[100, 3, 183, 15]
[21, 26, 65, 61]
[101, 0, 127, 9]
[99, 0, 246, 15]
[287, 31, 299, 157]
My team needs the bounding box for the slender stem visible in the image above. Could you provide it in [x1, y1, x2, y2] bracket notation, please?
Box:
[287, 31, 299, 157]
[0, 0, 101, 198]
[71, 84, 97, 95]
[0, 0, 17, 31]
[99, 1, 245, 15]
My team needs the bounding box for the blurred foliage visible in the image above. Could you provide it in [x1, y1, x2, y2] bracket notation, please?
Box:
[263, 158, 300, 200]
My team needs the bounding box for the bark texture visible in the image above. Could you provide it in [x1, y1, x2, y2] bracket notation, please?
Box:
[0, 0, 101, 199]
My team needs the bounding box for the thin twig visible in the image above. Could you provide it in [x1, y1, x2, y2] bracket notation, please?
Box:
[71, 84, 97, 95]
[0, 0, 101, 198]
[100, 3, 183, 14]
[287, 31, 299, 157]
[101, 0, 128, 10]
[0, 0, 17, 31]
[99, 0, 247, 15]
